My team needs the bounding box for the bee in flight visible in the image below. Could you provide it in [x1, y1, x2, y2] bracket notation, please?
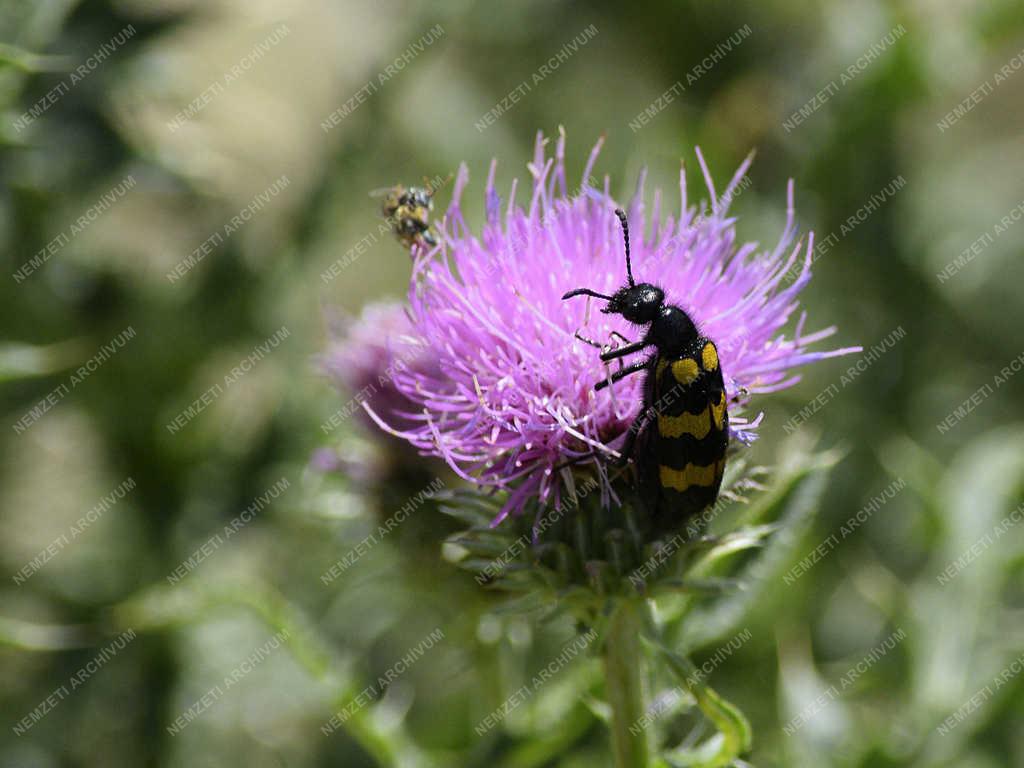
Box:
[372, 182, 438, 249]
[562, 208, 729, 526]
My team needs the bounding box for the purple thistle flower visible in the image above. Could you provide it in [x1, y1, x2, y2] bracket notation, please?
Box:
[363, 132, 859, 525]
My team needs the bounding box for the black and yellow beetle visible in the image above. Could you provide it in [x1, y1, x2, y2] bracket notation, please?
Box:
[562, 208, 728, 524]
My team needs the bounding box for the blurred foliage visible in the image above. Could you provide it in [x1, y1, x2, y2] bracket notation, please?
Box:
[1, 0, 1024, 766]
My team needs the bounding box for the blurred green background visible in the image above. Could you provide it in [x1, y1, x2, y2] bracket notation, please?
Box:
[2, 0, 1023, 766]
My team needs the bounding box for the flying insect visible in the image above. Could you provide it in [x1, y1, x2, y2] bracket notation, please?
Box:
[372, 183, 438, 249]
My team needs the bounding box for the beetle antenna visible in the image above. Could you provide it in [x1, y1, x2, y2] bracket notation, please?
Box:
[562, 288, 613, 302]
[614, 208, 634, 287]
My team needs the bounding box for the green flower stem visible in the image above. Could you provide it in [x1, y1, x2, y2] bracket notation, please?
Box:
[603, 599, 650, 768]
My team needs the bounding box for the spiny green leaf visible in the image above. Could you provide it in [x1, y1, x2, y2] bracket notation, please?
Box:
[654, 642, 752, 768]
[673, 449, 835, 652]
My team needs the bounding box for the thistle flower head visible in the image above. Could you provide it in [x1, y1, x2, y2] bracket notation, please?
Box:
[320, 301, 435, 434]
[364, 132, 857, 525]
